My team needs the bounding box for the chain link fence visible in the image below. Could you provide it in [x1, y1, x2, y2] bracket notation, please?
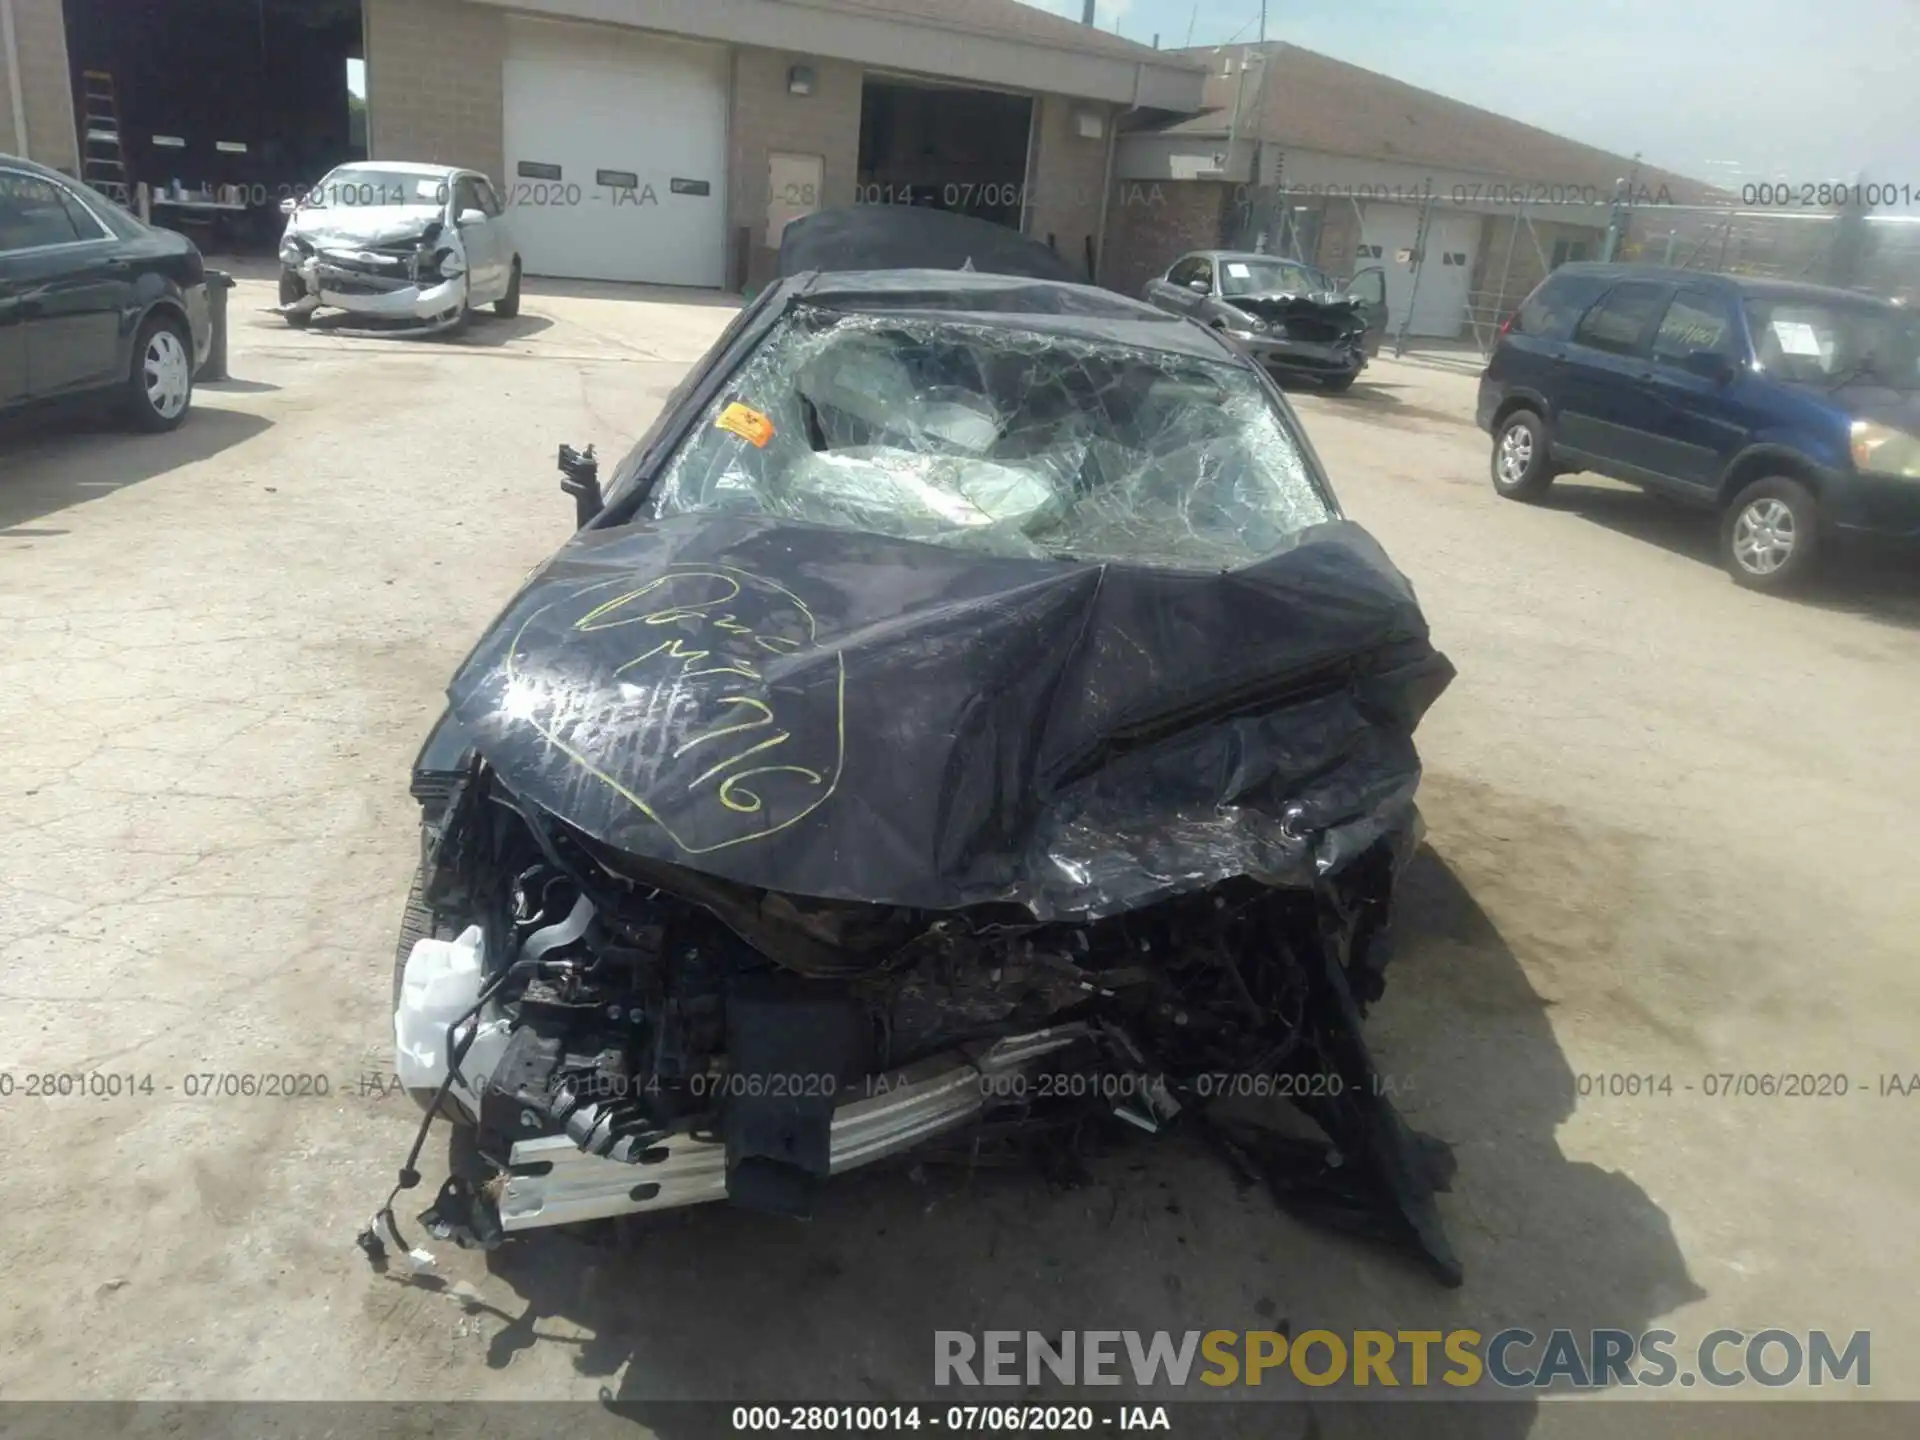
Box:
[1220, 182, 1920, 362]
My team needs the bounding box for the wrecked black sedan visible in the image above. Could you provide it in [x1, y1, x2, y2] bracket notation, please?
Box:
[369, 208, 1459, 1284]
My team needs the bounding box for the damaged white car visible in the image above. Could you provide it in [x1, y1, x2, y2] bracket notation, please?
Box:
[276, 161, 521, 333]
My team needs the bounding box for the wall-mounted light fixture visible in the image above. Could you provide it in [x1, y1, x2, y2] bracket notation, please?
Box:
[788, 64, 815, 96]
[1075, 108, 1104, 140]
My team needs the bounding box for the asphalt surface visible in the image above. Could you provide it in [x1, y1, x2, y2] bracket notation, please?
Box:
[2, 279, 1916, 1435]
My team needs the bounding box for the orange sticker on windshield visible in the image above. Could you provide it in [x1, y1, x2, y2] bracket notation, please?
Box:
[715, 402, 775, 448]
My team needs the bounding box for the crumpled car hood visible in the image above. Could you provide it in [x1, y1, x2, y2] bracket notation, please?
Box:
[445, 512, 1453, 919]
[287, 204, 443, 249]
[1228, 291, 1368, 328]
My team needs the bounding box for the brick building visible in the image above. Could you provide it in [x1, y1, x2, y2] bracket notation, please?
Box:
[364, 0, 1210, 290]
[5, 0, 1204, 290]
[13, 3, 1786, 327]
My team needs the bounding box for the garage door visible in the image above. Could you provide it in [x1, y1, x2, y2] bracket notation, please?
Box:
[503, 19, 728, 287]
[1358, 203, 1480, 339]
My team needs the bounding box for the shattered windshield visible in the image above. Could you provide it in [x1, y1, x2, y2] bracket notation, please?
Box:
[647, 311, 1332, 568]
[1219, 257, 1331, 297]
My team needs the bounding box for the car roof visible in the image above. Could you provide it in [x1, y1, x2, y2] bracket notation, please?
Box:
[1195, 250, 1320, 266]
[0, 153, 148, 225]
[1550, 262, 1899, 309]
[779, 205, 1082, 283]
[787, 269, 1246, 364]
[1725, 275, 1903, 307]
[0, 152, 76, 180]
[329, 159, 464, 178]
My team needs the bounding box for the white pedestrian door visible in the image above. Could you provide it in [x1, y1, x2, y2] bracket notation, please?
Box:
[1359, 202, 1479, 339]
[503, 18, 729, 287]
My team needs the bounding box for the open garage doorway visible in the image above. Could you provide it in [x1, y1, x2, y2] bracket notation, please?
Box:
[857, 78, 1033, 232]
[62, 0, 364, 253]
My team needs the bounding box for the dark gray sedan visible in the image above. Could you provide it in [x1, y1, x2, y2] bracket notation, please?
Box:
[1143, 250, 1386, 392]
[372, 206, 1462, 1285]
[1, 153, 211, 431]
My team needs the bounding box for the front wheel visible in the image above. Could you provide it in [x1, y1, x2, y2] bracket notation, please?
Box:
[1490, 409, 1553, 500]
[278, 267, 312, 326]
[495, 259, 522, 318]
[121, 314, 193, 432]
[448, 283, 476, 334]
[1723, 476, 1820, 592]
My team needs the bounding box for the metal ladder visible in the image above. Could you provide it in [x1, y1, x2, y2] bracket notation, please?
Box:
[79, 70, 131, 204]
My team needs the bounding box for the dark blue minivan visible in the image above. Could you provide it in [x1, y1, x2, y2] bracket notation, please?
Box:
[1477, 263, 1920, 592]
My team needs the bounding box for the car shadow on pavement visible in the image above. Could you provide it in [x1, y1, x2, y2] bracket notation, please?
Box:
[198, 376, 283, 394]
[0, 403, 273, 532]
[445, 312, 558, 347]
[1274, 378, 1406, 407]
[1290, 379, 1473, 431]
[1550, 479, 1920, 633]
[1309, 843, 1707, 1434]
[455, 839, 1697, 1438]
[1321, 381, 1407, 405]
[294, 311, 558, 346]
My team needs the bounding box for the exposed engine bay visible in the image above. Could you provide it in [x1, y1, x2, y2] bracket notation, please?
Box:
[1226, 290, 1369, 347]
[360, 269, 1458, 1285]
[278, 224, 468, 330]
[273, 163, 511, 332]
[373, 750, 1458, 1286]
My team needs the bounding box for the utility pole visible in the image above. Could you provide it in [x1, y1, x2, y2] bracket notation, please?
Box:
[1828, 172, 1874, 290]
[1248, 2, 1270, 251]
[1602, 150, 1643, 262]
[1081, 0, 1095, 24]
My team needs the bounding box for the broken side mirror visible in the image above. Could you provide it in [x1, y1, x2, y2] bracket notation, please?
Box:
[279, 196, 299, 215]
[458, 207, 488, 227]
[558, 443, 603, 528]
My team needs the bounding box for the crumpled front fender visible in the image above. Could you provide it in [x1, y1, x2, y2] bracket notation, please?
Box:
[278, 223, 470, 327]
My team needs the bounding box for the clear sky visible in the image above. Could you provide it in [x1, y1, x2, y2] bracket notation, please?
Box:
[1024, 0, 1920, 189]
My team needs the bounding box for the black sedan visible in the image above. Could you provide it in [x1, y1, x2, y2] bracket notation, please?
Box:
[1144, 249, 1387, 392]
[1, 154, 211, 431]
[370, 208, 1461, 1285]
